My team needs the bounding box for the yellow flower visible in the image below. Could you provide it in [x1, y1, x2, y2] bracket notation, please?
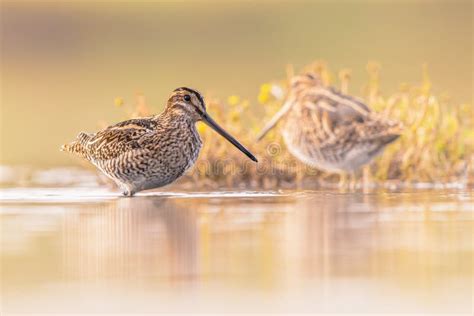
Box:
[227, 95, 240, 106]
[258, 92, 269, 104]
[197, 122, 207, 134]
[260, 83, 272, 94]
[114, 97, 124, 107]
[258, 83, 272, 104]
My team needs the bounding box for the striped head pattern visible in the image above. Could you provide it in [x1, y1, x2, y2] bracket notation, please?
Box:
[167, 87, 206, 120]
[289, 72, 323, 91]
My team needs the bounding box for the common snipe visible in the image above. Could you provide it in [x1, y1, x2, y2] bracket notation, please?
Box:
[257, 72, 402, 179]
[62, 87, 257, 196]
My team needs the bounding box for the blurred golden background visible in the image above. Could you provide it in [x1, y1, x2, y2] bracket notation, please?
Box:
[1, 3, 473, 313]
[1, 0, 472, 167]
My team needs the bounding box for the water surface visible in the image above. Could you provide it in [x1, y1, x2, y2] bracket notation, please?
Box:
[1, 187, 472, 313]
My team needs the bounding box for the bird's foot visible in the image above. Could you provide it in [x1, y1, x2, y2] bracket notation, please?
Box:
[122, 190, 136, 197]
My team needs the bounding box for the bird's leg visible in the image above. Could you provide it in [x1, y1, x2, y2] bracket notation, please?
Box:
[295, 165, 305, 189]
[349, 172, 357, 190]
[362, 166, 371, 193]
[338, 173, 348, 190]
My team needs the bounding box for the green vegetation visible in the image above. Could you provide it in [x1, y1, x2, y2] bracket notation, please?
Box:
[115, 62, 473, 189]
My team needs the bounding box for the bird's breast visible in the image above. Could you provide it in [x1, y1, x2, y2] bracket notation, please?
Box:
[156, 124, 203, 172]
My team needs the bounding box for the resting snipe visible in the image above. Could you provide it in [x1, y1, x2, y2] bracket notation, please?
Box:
[62, 87, 257, 196]
[257, 72, 402, 177]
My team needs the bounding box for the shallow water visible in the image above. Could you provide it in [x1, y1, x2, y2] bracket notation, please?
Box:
[1, 186, 472, 314]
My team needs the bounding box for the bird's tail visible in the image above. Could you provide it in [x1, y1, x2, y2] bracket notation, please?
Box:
[61, 132, 92, 159]
[378, 133, 401, 146]
[362, 117, 403, 148]
[383, 120, 404, 143]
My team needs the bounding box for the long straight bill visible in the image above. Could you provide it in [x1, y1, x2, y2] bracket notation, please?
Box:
[202, 113, 258, 162]
[256, 97, 295, 141]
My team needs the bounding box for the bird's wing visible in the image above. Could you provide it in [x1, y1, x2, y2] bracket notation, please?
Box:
[105, 117, 159, 130]
[304, 87, 372, 125]
[84, 117, 158, 161]
[318, 119, 401, 152]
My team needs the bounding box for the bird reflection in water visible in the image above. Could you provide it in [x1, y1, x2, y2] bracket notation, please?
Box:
[62, 197, 199, 285]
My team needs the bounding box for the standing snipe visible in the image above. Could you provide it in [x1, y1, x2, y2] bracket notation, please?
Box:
[257, 72, 402, 179]
[62, 87, 257, 196]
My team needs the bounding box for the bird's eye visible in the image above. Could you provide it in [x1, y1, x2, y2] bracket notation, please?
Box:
[184, 95, 191, 102]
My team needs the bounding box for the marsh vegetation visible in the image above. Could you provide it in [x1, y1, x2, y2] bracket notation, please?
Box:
[110, 62, 473, 189]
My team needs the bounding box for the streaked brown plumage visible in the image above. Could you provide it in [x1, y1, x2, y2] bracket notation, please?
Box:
[257, 72, 402, 173]
[62, 87, 257, 196]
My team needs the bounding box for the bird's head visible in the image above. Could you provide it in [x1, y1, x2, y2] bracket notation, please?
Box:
[289, 72, 323, 90]
[167, 87, 207, 121]
[166, 87, 257, 162]
[256, 72, 322, 141]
